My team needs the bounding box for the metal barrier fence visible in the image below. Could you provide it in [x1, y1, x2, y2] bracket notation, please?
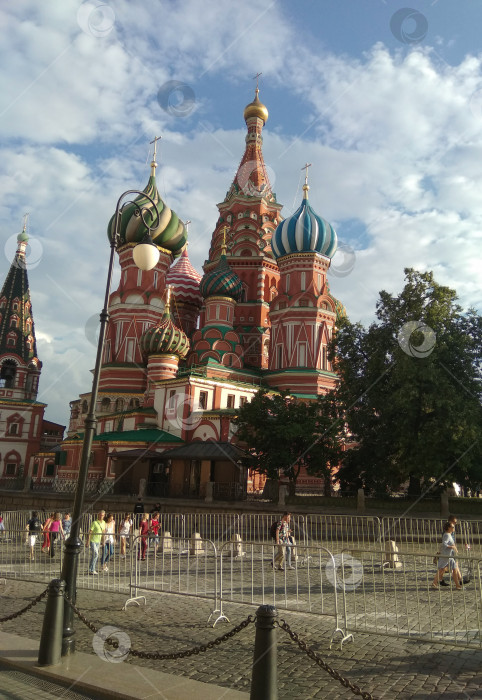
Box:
[128, 534, 221, 619]
[217, 540, 352, 648]
[339, 547, 482, 648]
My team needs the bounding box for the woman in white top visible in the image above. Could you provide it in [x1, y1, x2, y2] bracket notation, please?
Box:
[119, 514, 132, 559]
[100, 513, 116, 572]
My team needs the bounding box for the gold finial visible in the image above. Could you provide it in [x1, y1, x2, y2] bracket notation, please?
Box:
[220, 225, 229, 256]
[150, 135, 161, 174]
[22, 212, 29, 232]
[244, 73, 268, 123]
[301, 162, 312, 197]
[165, 284, 172, 313]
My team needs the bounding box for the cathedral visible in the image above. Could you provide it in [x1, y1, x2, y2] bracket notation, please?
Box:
[0, 89, 345, 500]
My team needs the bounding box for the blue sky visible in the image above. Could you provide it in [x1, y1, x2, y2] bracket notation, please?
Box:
[1, 0, 482, 427]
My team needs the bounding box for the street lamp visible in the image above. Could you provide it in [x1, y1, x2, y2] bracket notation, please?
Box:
[39, 189, 162, 661]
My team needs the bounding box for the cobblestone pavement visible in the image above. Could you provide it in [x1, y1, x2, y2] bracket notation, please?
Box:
[1, 580, 482, 699]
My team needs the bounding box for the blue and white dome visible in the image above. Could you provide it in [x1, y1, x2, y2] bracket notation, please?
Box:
[271, 185, 337, 260]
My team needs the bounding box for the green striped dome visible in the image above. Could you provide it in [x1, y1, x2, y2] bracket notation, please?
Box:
[107, 168, 187, 257]
[200, 254, 243, 301]
[140, 307, 190, 358]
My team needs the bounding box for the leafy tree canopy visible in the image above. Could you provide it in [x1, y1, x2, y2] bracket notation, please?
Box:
[330, 268, 482, 495]
[234, 389, 343, 496]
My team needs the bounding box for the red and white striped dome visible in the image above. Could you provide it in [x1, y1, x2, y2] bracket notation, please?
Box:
[166, 248, 202, 307]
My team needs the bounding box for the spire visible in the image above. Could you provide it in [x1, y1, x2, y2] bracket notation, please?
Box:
[220, 225, 228, 256]
[149, 135, 161, 175]
[0, 219, 39, 363]
[302, 162, 312, 199]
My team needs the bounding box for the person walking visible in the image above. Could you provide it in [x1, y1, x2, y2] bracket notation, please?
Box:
[101, 513, 116, 572]
[439, 514, 469, 586]
[133, 498, 145, 529]
[432, 522, 462, 589]
[149, 511, 160, 555]
[49, 513, 64, 560]
[62, 513, 72, 538]
[41, 513, 53, 554]
[119, 514, 132, 559]
[86, 510, 106, 575]
[25, 511, 42, 560]
[272, 512, 294, 571]
[138, 513, 149, 561]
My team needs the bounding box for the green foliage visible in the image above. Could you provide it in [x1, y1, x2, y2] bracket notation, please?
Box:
[330, 268, 482, 495]
[234, 389, 344, 496]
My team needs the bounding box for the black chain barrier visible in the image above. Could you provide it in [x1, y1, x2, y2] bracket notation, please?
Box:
[0, 587, 49, 623]
[276, 619, 377, 700]
[63, 593, 254, 659]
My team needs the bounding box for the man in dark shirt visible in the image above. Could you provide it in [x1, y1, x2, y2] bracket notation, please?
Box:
[26, 511, 42, 560]
[133, 498, 145, 528]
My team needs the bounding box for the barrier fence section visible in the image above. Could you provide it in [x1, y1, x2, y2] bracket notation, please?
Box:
[217, 540, 353, 648]
[129, 534, 220, 619]
[339, 548, 482, 648]
[305, 515, 381, 553]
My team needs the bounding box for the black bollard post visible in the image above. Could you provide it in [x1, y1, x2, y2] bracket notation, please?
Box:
[38, 578, 66, 666]
[250, 604, 278, 700]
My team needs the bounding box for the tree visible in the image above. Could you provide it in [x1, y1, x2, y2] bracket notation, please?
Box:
[330, 268, 482, 495]
[234, 389, 343, 497]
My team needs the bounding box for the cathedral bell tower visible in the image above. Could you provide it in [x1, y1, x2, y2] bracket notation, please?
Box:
[267, 169, 339, 395]
[204, 84, 282, 369]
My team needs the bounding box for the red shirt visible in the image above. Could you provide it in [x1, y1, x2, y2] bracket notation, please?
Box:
[150, 519, 160, 535]
[139, 521, 149, 537]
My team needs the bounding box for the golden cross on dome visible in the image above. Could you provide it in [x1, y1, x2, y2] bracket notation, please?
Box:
[220, 225, 229, 255]
[165, 284, 172, 311]
[252, 72, 262, 92]
[301, 162, 312, 185]
[150, 135, 161, 160]
[22, 212, 30, 232]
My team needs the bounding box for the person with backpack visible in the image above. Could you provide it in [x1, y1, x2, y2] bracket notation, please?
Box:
[25, 511, 42, 560]
[271, 512, 294, 571]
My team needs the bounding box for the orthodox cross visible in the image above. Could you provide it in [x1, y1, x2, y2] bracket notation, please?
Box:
[301, 162, 312, 185]
[150, 135, 162, 160]
[221, 225, 229, 254]
[22, 212, 30, 232]
[184, 219, 191, 232]
[252, 72, 262, 90]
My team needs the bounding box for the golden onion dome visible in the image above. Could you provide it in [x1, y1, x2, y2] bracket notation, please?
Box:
[243, 88, 268, 124]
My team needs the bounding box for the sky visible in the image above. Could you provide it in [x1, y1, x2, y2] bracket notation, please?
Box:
[1, 0, 482, 428]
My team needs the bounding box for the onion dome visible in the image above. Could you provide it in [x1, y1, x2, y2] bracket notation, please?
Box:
[17, 229, 29, 244]
[166, 247, 202, 307]
[200, 252, 243, 302]
[243, 87, 269, 124]
[140, 288, 190, 358]
[107, 156, 187, 258]
[271, 181, 337, 260]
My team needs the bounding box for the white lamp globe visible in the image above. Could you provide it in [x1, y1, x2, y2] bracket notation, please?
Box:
[133, 237, 160, 270]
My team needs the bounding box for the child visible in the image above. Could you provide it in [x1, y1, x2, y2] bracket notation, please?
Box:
[119, 514, 132, 559]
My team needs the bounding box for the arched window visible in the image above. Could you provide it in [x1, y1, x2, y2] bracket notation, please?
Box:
[10, 316, 19, 328]
[101, 398, 111, 412]
[300, 272, 306, 292]
[115, 398, 124, 412]
[82, 400, 88, 413]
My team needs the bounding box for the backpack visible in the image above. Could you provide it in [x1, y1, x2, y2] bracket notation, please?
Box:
[269, 521, 279, 540]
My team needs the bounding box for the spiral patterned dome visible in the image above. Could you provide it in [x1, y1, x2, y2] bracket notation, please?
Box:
[166, 248, 202, 307]
[200, 254, 243, 302]
[271, 185, 337, 260]
[107, 162, 187, 257]
[140, 306, 190, 358]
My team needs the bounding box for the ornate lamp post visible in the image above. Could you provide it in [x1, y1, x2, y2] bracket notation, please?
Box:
[38, 189, 162, 661]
